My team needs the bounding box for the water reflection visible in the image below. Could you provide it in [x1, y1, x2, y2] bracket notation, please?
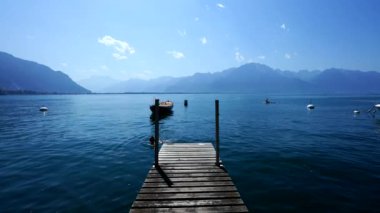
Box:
[150, 111, 173, 122]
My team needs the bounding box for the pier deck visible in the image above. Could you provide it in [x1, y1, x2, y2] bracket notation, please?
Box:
[130, 142, 249, 212]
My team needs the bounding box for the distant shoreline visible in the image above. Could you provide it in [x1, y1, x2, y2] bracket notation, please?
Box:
[1, 89, 380, 96]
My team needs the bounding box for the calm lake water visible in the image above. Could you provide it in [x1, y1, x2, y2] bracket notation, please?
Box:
[0, 94, 380, 212]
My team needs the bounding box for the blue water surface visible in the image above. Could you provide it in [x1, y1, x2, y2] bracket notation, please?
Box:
[0, 94, 379, 212]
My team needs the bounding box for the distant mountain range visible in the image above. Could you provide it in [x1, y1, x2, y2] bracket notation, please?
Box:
[1, 50, 380, 94]
[0, 51, 90, 94]
[90, 63, 380, 94]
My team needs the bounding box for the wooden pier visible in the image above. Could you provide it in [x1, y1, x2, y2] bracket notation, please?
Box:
[129, 100, 249, 212]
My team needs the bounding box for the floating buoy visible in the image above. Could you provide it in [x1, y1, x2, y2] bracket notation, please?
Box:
[39, 106, 48, 112]
[353, 110, 360, 114]
[306, 104, 315, 110]
[375, 104, 380, 109]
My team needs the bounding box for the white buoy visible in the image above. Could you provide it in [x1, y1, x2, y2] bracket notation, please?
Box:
[39, 106, 48, 112]
[307, 104, 315, 110]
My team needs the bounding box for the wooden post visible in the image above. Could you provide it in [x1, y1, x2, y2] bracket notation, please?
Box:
[154, 99, 159, 167]
[215, 100, 220, 167]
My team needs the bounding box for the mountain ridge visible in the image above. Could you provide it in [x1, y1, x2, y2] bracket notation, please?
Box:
[0, 51, 90, 94]
[98, 63, 380, 94]
[1, 50, 379, 94]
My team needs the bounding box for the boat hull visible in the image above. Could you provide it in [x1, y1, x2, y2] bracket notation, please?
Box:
[150, 105, 173, 115]
[39, 107, 48, 112]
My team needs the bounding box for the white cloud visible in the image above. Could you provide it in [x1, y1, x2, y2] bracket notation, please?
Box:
[280, 23, 290, 31]
[217, 3, 225, 8]
[177, 29, 187, 37]
[167, 51, 185, 59]
[257, 55, 266, 60]
[113, 53, 128, 60]
[284, 53, 291, 59]
[235, 51, 245, 63]
[98, 35, 135, 60]
[200, 37, 207, 45]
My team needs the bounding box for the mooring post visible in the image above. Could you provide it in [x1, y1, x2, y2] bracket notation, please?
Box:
[154, 99, 159, 167]
[215, 99, 220, 167]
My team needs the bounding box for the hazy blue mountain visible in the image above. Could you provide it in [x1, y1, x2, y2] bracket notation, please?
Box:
[99, 63, 380, 94]
[311, 68, 380, 93]
[165, 63, 312, 93]
[0, 52, 90, 93]
[78, 76, 121, 93]
[282, 70, 322, 82]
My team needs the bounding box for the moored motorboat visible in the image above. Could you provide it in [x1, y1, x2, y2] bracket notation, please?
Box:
[306, 104, 315, 109]
[375, 104, 380, 109]
[39, 106, 48, 112]
[150, 101, 174, 114]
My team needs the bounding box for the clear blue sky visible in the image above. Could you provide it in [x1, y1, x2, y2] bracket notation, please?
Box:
[1, 0, 380, 81]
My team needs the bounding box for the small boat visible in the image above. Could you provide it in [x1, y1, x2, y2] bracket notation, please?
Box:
[39, 106, 48, 112]
[306, 104, 315, 110]
[375, 104, 380, 109]
[150, 101, 174, 114]
[353, 110, 360, 114]
[264, 98, 276, 104]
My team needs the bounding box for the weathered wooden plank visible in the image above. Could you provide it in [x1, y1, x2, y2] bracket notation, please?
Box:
[136, 191, 241, 200]
[159, 152, 215, 155]
[159, 155, 216, 158]
[162, 143, 214, 148]
[159, 154, 215, 157]
[160, 149, 213, 151]
[143, 181, 235, 188]
[148, 171, 225, 175]
[148, 169, 224, 174]
[147, 173, 229, 178]
[158, 163, 217, 167]
[160, 147, 215, 150]
[157, 162, 217, 166]
[162, 145, 214, 148]
[160, 148, 215, 151]
[130, 143, 248, 212]
[159, 158, 216, 161]
[158, 162, 216, 165]
[130, 205, 249, 213]
[160, 158, 215, 163]
[144, 176, 232, 183]
[159, 150, 216, 154]
[132, 198, 244, 208]
[139, 186, 237, 193]
[153, 166, 218, 170]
